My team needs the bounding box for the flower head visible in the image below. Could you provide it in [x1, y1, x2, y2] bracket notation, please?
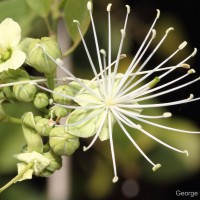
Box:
[37, 1, 200, 183]
[0, 18, 26, 72]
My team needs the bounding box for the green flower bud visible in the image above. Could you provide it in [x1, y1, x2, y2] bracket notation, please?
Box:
[35, 117, 53, 137]
[34, 93, 49, 109]
[49, 105, 68, 118]
[53, 85, 73, 105]
[28, 37, 61, 75]
[13, 83, 37, 102]
[22, 112, 43, 153]
[41, 150, 62, 177]
[49, 127, 80, 156]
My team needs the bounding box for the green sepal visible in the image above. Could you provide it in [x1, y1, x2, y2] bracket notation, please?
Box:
[40, 150, 62, 177]
[67, 108, 115, 141]
[21, 112, 43, 153]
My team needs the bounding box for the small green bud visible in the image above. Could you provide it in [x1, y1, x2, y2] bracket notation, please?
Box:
[53, 85, 74, 105]
[13, 83, 37, 102]
[34, 93, 49, 109]
[49, 127, 80, 156]
[35, 117, 53, 137]
[41, 150, 62, 177]
[49, 105, 68, 118]
[28, 37, 61, 75]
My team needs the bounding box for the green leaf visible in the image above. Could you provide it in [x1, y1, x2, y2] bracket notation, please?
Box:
[21, 112, 43, 153]
[63, 0, 91, 47]
[25, 0, 52, 18]
[0, 0, 36, 36]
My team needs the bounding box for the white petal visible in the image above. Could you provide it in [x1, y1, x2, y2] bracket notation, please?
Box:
[0, 18, 21, 48]
[5, 50, 26, 70]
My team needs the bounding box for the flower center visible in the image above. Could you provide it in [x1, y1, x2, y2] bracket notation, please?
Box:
[104, 97, 115, 108]
[0, 48, 12, 64]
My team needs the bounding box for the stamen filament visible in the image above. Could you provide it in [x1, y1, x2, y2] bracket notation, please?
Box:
[116, 107, 200, 134]
[108, 110, 118, 183]
[112, 108, 158, 168]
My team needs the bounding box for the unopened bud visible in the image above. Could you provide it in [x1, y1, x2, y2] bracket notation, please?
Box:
[34, 93, 49, 109]
[13, 83, 37, 102]
[28, 37, 61, 75]
[49, 127, 80, 156]
[53, 85, 74, 105]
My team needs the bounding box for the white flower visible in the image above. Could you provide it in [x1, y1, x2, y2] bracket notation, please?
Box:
[0, 18, 26, 72]
[37, 1, 200, 183]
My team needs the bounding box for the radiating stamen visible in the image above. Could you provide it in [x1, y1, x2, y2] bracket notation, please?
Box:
[118, 68, 196, 103]
[111, 29, 126, 95]
[110, 5, 130, 96]
[87, 1, 105, 86]
[116, 106, 200, 134]
[107, 3, 112, 93]
[114, 29, 157, 97]
[115, 109, 188, 155]
[100, 49, 108, 96]
[108, 110, 118, 183]
[159, 48, 197, 79]
[116, 28, 175, 98]
[133, 76, 200, 102]
[114, 9, 160, 96]
[112, 108, 160, 170]
[140, 128, 189, 155]
[116, 41, 188, 99]
[73, 20, 103, 98]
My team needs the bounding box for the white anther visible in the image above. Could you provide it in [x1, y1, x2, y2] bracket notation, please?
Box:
[156, 9, 160, 18]
[73, 20, 80, 25]
[152, 163, 161, 171]
[188, 69, 195, 74]
[120, 54, 127, 59]
[126, 5, 130, 14]
[100, 49, 106, 56]
[163, 112, 172, 118]
[191, 48, 197, 57]
[166, 27, 174, 34]
[183, 150, 189, 157]
[181, 63, 190, 69]
[179, 41, 187, 50]
[152, 29, 156, 39]
[112, 176, 119, 183]
[87, 1, 92, 11]
[188, 94, 194, 100]
[107, 3, 112, 11]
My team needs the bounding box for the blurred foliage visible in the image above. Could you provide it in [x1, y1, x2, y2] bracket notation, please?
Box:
[0, 0, 200, 199]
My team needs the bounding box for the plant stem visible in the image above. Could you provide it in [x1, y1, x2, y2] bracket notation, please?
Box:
[0, 161, 34, 193]
[5, 116, 22, 124]
[46, 74, 55, 90]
